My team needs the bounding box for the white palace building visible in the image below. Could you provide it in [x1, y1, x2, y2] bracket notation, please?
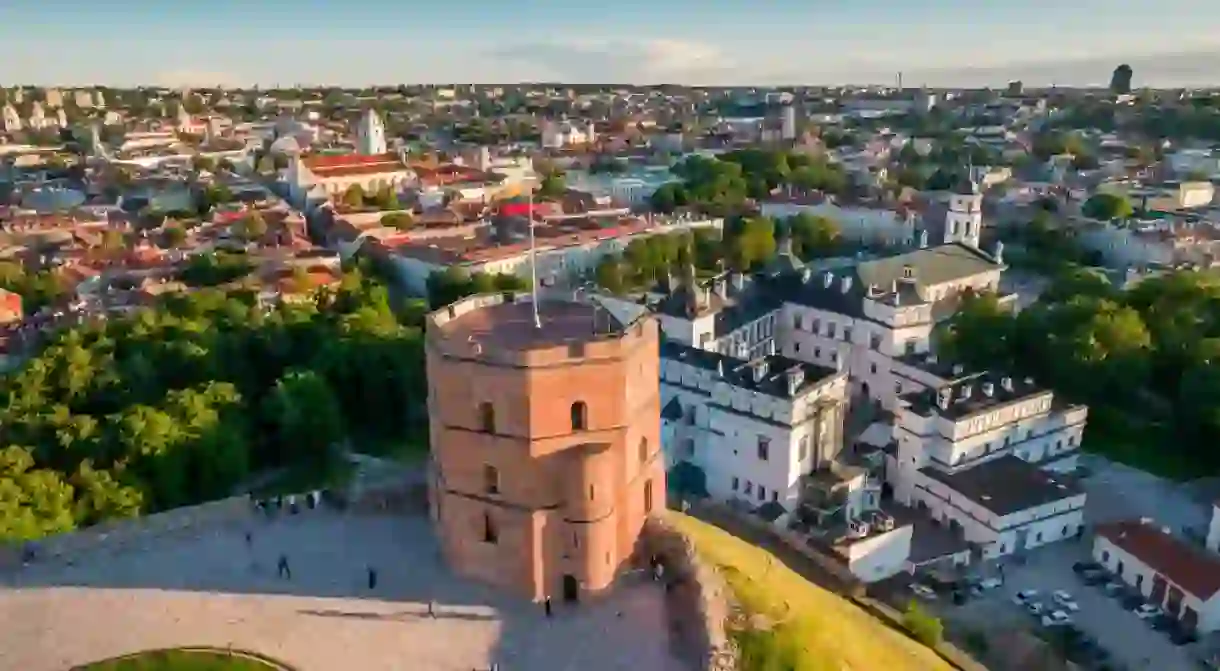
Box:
[607, 176, 1091, 582]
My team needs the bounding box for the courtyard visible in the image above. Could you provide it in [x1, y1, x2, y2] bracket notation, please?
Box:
[0, 510, 684, 671]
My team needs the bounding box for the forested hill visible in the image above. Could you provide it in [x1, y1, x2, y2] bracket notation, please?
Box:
[0, 267, 426, 542]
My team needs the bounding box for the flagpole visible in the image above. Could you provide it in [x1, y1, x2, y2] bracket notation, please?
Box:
[528, 187, 541, 328]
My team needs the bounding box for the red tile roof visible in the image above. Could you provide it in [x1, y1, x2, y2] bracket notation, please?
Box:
[1096, 520, 1220, 600]
[303, 153, 409, 178]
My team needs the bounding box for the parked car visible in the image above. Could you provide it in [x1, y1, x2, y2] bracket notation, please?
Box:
[1042, 610, 1073, 627]
[1135, 604, 1164, 620]
[911, 584, 937, 600]
[1052, 590, 1080, 611]
[1013, 589, 1039, 604]
[978, 577, 1003, 591]
[1027, 601, 1046, 616]
[1120, 593, 1145, 611]
[1081, 572, 1109, 586]
[1072, 561, 1102, 574]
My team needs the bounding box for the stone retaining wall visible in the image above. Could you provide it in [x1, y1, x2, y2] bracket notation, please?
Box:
[0, 495, 252, 572]
[638, 515, 737, 671]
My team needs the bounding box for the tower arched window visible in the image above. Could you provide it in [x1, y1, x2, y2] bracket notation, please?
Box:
[570, 401, 588, 431]
[479, 402, 495, 433]
[482, 511, 498, 544]
[639, 437, 649, 464]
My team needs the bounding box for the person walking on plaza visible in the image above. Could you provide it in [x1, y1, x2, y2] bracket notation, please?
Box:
[277, 554, 291, 580]
[427, 599, 436, 618]
[367, 566, 378, 590]
[543, 596, 552, 618]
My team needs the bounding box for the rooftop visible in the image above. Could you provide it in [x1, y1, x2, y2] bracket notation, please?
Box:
[433, 295, 629, 350]
[903, 372, 1051, 421]
[1095, 519, 1220, 600]
[659, 340, 842, 399]
[920, 455, 1083, 517]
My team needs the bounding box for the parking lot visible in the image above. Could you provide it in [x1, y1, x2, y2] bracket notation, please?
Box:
[930, 538, 1201, 670]
[900, 456, 1220, 671]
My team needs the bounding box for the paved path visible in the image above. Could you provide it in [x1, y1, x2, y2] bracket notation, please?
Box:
[0, 513, 684, 671]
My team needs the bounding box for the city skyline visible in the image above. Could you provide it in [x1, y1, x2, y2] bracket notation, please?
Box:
[1, 0, 1219, 87]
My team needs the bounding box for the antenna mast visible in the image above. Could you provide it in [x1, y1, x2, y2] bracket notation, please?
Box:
[528, 188, 542, 328]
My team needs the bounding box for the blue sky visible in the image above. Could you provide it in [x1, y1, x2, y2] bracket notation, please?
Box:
[1, 0, 1219, 87]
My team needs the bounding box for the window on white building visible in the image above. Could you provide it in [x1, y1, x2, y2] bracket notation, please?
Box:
[771, 491, 778, 502]
[904, 340, 916, 356]
[799, 436, 809, 461]
[731, 477, 739, 491]
[811, 318, 820, 334]
[843, 327, 852, 342]
[794, 314, 803, 330]
[870, 363, 877, 374]
[744, 481, 753, 495]
[758, 486, 766, 501]
[757, 437, 770, 461]
[683, 439, 695, 458]
[870, 334, 881, 349]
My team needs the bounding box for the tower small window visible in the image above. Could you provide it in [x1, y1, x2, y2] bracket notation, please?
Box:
[570, 401, 588, 431]
[483, 464, 499, 495]
[639, 437, 649, 464]
[644, 479, 654, 513]
[479, 402, 495, 433]
[482, 512, 498, 544]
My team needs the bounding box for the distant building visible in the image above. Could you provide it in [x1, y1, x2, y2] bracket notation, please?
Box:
[781, 104, 798, 141]
[2, 104, 21, 132]
[425, 293, 664, 602]
[541, 119, 596, 149]
[356, 108, 387, 156]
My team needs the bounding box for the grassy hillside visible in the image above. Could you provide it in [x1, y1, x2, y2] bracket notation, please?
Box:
[669, 513, 955, 671]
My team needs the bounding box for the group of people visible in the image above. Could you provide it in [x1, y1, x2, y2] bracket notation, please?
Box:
[252, 490, 326, 517]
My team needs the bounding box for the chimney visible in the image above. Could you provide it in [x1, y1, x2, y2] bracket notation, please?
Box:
[840, 276, 853, 293]
[918, 229, 929, 248]
[937, 388, 951, 410]
[802, 267, 812, 282]
[952, 364, 964, 375]
[823, 271, 834, 288]
[994, 240, 1005, 264]
[959, 384, 972, 400]
[1000, 376, 1013, 391]
[753, 361, 768, 382]
[786, 367, 805, 396]
[731, 273, 745, 292]
[982, 382, 995, 397]
[1024, 376, 1034, 385]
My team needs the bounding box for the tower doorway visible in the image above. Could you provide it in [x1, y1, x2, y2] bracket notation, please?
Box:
[562, 574, 580, 603]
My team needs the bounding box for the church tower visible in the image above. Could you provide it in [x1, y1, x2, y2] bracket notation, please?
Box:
[356, 108, 387, 156]
[943, 175, 983, 248]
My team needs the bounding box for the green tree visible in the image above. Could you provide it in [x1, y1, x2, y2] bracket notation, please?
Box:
[342, 184, 366, 210]
[788, 213, 841, 260]
[595, 257, 627, 294]
[264, 370, 345, 468]
[1082, 193, 1134, 221]
[902, 600, 944, 647]
[380, 212, 414, 230]
[537, 172, 567, 199]
[237, 211, 268, 241]
[163, 225, 187, 249]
